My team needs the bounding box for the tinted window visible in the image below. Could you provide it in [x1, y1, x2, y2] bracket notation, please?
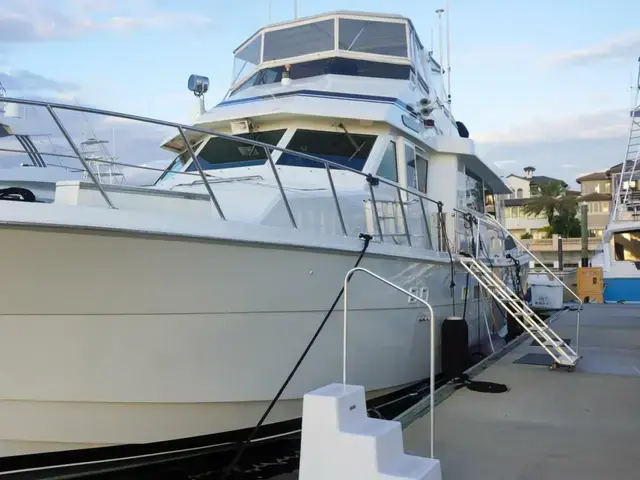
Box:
[416, 154, 428, 193]
[404, 143, 416, 190]
[231, 57, 411, 95]
[338, 19, 407, 57]
[156, 146, 201, 185]
[614, 231, 640, 261]
[278, 129, 375, 170]
[186, 130, 286, 171]
[263, 20, 335, 61]
[377, 141, 398, 182]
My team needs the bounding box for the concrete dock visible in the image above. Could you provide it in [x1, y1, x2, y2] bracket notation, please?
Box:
[402, 304, 640, 479]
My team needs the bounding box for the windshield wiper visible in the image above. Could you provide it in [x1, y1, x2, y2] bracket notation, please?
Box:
[338, 122, 360, 152]
[338, 122, 366, 163]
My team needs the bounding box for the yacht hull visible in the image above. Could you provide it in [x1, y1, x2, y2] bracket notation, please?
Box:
[0, 223, 515, 465]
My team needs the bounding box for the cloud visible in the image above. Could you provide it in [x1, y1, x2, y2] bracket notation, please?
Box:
[0, 0, 211, 43]
[493, 160, 517, 168]
[546, 31, 640, 67]
[475, 109, 630, 187]
[0, 69, 79, 93]
[473, 108, 630, 146]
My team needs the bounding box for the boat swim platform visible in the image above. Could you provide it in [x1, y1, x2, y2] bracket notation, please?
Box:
[400, 303, 640, 480]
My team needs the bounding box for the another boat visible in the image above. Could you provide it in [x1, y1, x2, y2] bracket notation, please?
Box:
[0, 10, 529, 473]
[1, 83, 127, 201]
[592, 58, 640, 303]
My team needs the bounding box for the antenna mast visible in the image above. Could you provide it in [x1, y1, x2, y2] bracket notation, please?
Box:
[294, 0, 298, 19]
[445, 0, 452, 109]
[435, 8, 444, 102]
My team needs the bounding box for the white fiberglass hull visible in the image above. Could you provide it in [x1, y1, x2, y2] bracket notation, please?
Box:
[0, 211, 516, 463]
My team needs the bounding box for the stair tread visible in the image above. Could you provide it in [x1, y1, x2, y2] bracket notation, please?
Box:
[461, 256, 578, 365]
[381, 454, 440, 478]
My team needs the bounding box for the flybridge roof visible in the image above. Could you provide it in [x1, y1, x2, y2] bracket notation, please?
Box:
[233, 11, 425, 53]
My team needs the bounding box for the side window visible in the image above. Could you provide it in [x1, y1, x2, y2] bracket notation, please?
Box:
[377, 141, 398, 182]
[405, 143, 416, 190]
[613, 231, 640, 261]
[416, 154, 428, 193]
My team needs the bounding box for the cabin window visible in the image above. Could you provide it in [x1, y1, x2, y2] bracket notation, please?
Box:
[278, 129, 375, 170]
[415, 153, 428, 194]
[462, 169, 485, 212]
[338, 19, 407, 57]
[613, 231, 640, 262]
[186, 129, 286, 171]
[233, 35, 262, 85]
[230, 58, 411, 95]
[155, 144, 202, 185]
[263, 20, 335, 62]
[404, 143, 416, 190]
[376, 141, 398, 182]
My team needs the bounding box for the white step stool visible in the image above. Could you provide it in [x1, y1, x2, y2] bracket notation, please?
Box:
[299, 383, 441, 480]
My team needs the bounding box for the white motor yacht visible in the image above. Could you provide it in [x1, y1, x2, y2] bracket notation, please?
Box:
[0, 10, 529, 473]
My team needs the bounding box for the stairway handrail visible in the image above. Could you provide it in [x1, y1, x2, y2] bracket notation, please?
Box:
[476, 212, 583, 353]
[343, 267, 436, 458]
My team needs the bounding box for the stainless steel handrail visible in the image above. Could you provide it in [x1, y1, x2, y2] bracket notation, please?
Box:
[178, 126, 225, 219]
[3, 96, 444, 248]
[45, 105, 115, 209]
[342, 267, 436, 458]
[2, 97, 442, 203]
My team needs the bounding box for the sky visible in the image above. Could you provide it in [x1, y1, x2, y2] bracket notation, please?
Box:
[1, 0, 640, 186]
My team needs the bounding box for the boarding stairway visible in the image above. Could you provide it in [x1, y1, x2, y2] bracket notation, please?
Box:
[459, 256, 580, 370]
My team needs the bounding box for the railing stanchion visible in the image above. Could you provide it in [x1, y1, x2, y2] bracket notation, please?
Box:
[325, 163, 347, 236]
[419, 197, 431, 249]
[475, 217, 481, 257]
[436, 203, 444, 252]
[366, 175, 384, 242]
[178, 127, 225, 220]
[264, 146, 297, 229]
[45, 105, 116, 209]
[396, 187, 412, 246]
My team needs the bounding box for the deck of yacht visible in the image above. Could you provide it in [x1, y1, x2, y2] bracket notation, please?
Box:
[400, 303, 640, 479]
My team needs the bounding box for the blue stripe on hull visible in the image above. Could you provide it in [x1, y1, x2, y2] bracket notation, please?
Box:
[603, 277, 640, 303]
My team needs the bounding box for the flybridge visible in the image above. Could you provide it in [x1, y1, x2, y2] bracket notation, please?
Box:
[228, 11, 441, 100]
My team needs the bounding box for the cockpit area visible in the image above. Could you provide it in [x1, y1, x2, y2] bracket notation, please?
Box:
[229, 11, 437, 98]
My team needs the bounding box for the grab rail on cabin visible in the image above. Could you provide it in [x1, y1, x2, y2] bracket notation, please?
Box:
[4, 96, 452, 251]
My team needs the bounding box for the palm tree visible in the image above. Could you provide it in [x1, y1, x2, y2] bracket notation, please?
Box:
[523, 180, 576, 225]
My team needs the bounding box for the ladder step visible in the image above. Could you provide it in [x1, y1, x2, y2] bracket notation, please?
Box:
[555, 354, 580, 366]
[460, 256, 579, 368]
[528, 326, 549, 333]
[533, 339, 566, 348]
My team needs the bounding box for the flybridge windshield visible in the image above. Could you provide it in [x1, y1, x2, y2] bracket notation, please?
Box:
[231, 15, 411, 86]
[263, 19, 335, 62]
[338, 19, 407, 57]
